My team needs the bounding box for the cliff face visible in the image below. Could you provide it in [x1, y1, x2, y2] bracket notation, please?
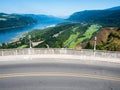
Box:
[85, 27, 120, 51]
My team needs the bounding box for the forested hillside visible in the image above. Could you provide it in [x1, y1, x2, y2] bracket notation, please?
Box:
[0, 13, 36, 30]
[0, 22, 119, 51]
[23, 14, 63, 23]
[68, 9, 120, 27]
[0, 23, 102, 49]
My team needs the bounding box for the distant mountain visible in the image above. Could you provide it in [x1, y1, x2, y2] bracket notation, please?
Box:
[23, 14, 64, 23]
[0, 13, 63, 30]
[107, 6, 120, 10]
[68, 10, 113, 22]
[0, 13, 36, 30]
[68, 6, 120, 27]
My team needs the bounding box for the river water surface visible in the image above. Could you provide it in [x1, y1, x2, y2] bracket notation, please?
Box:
[0, 19, 64, 43]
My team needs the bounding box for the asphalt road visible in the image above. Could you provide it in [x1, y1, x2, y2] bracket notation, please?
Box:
[0, 59, 120, 90]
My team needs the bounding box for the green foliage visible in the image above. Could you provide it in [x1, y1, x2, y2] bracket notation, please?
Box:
[17, 45, 28, 49]
[0, 13, 36, 30]
[64, 27, 79, 48]
[66, 24, 101, 48]
[68, 10, 120, 27]
[85, 28, 120, 51]
[84, 24, 101, 38]
[39, 23, 78, 48]
[1, 22, 119, 51]
[0, 23, 102, 49]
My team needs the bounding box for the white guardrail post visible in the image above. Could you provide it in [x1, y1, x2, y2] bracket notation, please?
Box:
[15, 49, 17, 55]
[1, 50, 3, 56]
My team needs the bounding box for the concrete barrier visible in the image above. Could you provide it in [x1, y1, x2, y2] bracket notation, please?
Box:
[0, 48, 120, 63]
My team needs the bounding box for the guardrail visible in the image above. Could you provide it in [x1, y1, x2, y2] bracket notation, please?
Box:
[0, 48, 120, 59]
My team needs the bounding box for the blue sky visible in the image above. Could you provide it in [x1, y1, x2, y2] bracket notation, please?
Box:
[0, 0, 120, 17]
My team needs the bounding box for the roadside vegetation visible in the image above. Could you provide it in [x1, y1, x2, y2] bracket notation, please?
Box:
[64, 24, 101, 48]
[0, 22, 120, 51]
[0, 23, 102, 49]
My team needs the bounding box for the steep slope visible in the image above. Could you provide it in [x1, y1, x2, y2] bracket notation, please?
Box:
[0, 23, 102, 49]
[68, 6, 120, 51]
[23, 14, 64, 23]
[68, 8, 120, 27]
[107, 6, 120, 10]
[68, 10, 112, 22]
[0, 22, 119, 51]
[0, 13, 36, 30]
[84, 27, 120, 51]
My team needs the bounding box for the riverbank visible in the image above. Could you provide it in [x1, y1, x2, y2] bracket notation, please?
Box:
[0, 19, 63, 43]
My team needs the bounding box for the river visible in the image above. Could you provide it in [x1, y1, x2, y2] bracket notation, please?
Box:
[0, 19, 65, 43]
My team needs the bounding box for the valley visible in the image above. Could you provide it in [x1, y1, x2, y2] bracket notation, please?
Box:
[0, 13, 65, 43]
[0, 6, 120, 51]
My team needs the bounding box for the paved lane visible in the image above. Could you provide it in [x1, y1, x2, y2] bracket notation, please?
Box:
[0, 60, 120, 90]
[1, 76, 120, 90]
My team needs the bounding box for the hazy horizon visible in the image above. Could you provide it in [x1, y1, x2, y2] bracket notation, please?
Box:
[0, 0, 120, 17]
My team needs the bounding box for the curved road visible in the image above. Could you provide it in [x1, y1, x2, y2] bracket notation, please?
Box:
[0, 59, 120, 90]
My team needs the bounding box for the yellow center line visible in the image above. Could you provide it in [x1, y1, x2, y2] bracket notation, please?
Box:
[0, 72, 120, 82]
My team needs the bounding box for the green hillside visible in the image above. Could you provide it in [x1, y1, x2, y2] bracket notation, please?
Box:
[85, 27, 120, 51]
[64, 24, 101, 48]
[0, 13, 36, 30]
[0, 22, 120, 51]
[68, 10, 120, 27]
[0, 23, 101, 49]
[0, 6, 120, 51]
